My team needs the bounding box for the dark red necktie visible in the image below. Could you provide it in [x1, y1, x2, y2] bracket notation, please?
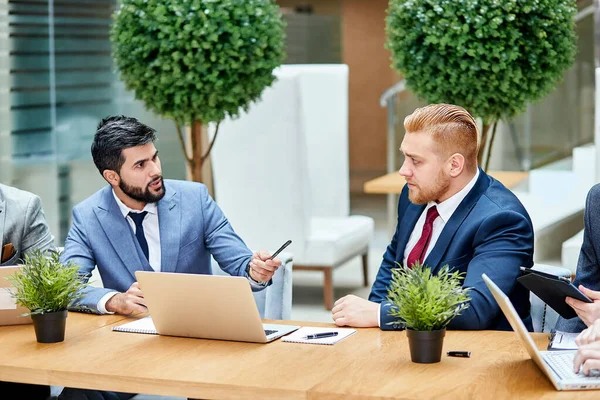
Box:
[407, 206, 439, 269]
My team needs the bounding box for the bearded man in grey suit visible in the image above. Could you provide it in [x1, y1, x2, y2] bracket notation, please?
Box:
[0, 183, 56, 399]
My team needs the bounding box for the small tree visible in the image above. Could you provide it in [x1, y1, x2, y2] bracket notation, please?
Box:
[386, 0, 577, 170]
[110, 0, 286, 183]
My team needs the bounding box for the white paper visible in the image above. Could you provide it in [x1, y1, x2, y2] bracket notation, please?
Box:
[550, 331, 579, 350]
[0, 288, 17, 310]
[112, 316, 158, 334]
[281, 326, 356, 345]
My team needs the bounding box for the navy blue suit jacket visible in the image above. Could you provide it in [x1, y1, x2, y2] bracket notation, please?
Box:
[61, 180, 259, 313]
[370, 169, 534, 331]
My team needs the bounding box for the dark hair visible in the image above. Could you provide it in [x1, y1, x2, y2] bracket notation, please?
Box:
[91, 115, 157, 175]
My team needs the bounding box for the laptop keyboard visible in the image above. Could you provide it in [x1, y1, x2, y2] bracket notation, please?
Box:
[544, 352, 600, 380]
[264, 329, 278, 336]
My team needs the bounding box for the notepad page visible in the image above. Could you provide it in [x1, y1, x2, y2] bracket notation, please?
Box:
[112, 316, 158, 335]
[549, 331, 578, 350]
[281, 327, 356, 345]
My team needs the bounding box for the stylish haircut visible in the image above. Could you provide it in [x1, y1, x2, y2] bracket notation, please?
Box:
[404, 104, 479, 171]
[91, 115, 157, 175]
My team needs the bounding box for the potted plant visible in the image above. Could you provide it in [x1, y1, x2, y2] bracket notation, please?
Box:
[385, 0, 577, 171]
[110, 0, 287, 193]
[6, 250, 87, 343]
[386, 262, 471, 363]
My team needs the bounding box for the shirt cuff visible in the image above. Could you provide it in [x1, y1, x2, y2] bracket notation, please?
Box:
[246, 272, 269, 288]
[97, 291, 119, 314]
[378, 303, 381, 328]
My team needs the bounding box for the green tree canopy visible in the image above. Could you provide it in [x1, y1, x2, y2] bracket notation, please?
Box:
[386, 0, 577, 124]
[110, 0, 286, 125]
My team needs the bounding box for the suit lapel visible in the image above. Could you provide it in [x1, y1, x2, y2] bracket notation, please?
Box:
[158, 185, 180, 273]
[396, 203, 426, 263]
[94, 187, 146, 281]
[425, 169, 491, 272]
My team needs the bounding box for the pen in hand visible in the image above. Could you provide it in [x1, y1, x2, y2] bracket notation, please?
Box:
[303, 332, 339, 340]
[269, 240, 292, 260]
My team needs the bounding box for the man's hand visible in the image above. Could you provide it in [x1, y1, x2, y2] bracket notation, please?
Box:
[566, 286, 600, 327]
[577, 319, 600, 346]
[248, 250, 281, 282]
[573, 340, 600, 375]
[105, 282, 147, 315]
[331, 295, 379, 327]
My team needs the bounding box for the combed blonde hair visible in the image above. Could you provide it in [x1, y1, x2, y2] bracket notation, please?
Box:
[404, 103, 479, 171]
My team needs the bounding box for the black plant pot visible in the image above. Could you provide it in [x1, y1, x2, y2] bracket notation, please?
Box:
[31, 310, 68, 343]
[406, 328, 445, 363]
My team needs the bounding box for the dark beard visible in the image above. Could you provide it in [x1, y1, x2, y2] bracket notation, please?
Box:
[119, 176, 165, 204]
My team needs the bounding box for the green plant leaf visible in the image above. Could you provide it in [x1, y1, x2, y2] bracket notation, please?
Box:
[6, 250, 88, 315]
[386, 261, 471, 331]
[110, 0, 287, 124]
[385, 0, 577, 123]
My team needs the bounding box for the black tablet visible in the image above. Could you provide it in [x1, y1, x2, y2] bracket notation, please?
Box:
[517, 267, 592, 320]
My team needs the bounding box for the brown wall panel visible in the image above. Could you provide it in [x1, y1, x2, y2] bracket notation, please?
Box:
[342, 0, 398, 191]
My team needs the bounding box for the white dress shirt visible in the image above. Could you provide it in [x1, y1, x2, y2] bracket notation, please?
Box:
[112, 191, 161, 271]
[378, 169, 480, 326]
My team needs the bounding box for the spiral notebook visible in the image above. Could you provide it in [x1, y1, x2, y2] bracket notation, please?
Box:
[281, 327, 356, 345]
[113, 316, 158, 335]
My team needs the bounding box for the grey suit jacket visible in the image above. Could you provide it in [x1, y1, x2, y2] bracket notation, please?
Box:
[555, 183, 600, 333]
[0, 183, 55, 265]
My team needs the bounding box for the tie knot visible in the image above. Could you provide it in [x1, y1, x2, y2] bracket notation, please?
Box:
[128, 211, 148, 226]
[426, 206, 439, 223]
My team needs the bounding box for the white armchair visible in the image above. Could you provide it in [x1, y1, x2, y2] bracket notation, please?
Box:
[211, 65, 374, 310]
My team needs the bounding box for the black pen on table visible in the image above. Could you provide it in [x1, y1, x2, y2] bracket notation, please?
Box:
[268, 240, 292, 260]
[447, 351, 470, 358]
[303, 332, 339, 340]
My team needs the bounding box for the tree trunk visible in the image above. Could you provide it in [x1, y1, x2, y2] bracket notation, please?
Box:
[484, 121, 499, 173]
[477, 123, 491, 167]
[189, 120, 215, 198]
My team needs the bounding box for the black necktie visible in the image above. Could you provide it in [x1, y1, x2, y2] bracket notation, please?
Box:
[128, 211, 149, 261]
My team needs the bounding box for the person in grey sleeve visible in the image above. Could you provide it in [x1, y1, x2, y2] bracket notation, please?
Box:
[0, 183, 56, 399]
[556, 183, 600, 333]
[0, 183, 55, 265]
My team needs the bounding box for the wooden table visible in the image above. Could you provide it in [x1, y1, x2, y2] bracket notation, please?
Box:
[364, 170, 530, 233]
[0, 312, 595, 399]
[363, 170, 529, 195]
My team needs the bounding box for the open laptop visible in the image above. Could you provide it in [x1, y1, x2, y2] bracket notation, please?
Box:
[482, 273, 600, 390]
[0, 266, 32, 326]
[135, 271, 299, 343]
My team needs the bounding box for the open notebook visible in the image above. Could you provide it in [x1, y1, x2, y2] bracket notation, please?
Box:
[549, 331, 579, 350]
[281, 327, 356, 345]
[113, 316, 157, 335]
